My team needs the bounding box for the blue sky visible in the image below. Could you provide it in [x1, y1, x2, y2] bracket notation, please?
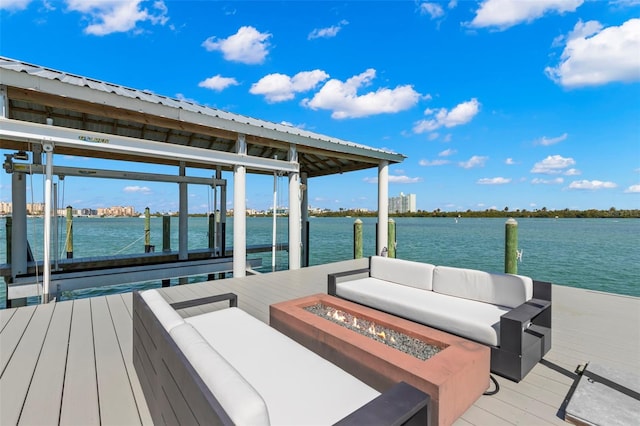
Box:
[1, 0, 639, 213]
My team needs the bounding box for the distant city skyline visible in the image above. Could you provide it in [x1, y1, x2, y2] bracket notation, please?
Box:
[1, 1, 639, 212]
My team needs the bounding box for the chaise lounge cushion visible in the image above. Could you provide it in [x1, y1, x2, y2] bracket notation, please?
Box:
[169, 323, 270, 426]
[370, 256, 436, 290]
[432, 266, 533, 309]
[186, 307, 381, 426]
[336, 278, 510, 346]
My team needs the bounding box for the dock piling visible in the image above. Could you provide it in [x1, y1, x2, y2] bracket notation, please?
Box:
[162, 215, 171, 252]
[5, 216, 11, 264]
[505, 218, 518, 274]
[354, 218, 363, 259]
[388, 218, 396, 258]
[144, 207, 151, 253]
[65, 206, 73, 258]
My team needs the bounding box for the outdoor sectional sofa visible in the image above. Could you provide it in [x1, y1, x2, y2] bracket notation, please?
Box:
[132, 289, 430, 425]
[328, 256, 552, 382]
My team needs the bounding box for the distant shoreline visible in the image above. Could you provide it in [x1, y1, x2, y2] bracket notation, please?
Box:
[3, 208, 638, 219]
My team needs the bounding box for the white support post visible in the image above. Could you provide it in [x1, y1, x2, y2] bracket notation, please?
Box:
[178, 163, 188, 261]
[377, 160, 389, 256]
[217, 167, 226, 257]
[0, 85, 8, 118]
[11, 171, 28, 277]
[42, 142, 54, 302]
[288, 146, 301, 270]
[300, 172, 309, 267]
[233, 135, 247, 277]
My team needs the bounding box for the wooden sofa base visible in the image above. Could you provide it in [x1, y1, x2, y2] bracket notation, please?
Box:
[132, 291, 430, 425]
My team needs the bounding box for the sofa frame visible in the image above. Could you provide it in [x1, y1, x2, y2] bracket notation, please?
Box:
[328, 257, 552, 382]
[132, 290, 430, 425]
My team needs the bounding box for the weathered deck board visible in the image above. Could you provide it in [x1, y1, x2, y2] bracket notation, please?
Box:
[91, 296, 141, 425]
[0, 304, 36, 375]
[19, 301, 73, 425]
[59, 298, 100, 425]
[0, 302, 55, 425]
[105, 294, 153, 425]
[1, 259, 638, 426]
[0, 307, 17, 332]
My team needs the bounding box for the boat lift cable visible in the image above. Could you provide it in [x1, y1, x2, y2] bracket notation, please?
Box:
[114, 233, 147, 255]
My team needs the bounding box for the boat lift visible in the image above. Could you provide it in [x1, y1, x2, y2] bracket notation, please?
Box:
[1, 149, 267, 305]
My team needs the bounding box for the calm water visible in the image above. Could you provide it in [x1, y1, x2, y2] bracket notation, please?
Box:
[1, 216, 638, 305]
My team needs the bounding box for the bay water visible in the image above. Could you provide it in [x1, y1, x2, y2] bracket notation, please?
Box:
[1, 216, 638, 306]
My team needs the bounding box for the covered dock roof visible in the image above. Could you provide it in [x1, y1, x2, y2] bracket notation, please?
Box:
[0, 56, 404, 177]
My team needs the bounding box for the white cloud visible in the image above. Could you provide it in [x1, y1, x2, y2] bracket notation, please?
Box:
[439, 149, 457, 157]
[302, 69, 421, 119]
[477, 177, 511, 185]
[419, 159, 449, 166]
[308, 20, 348, 39]
[0, 0, 31, 10]
[202, 26, 271, 64]
[505, 158, 517, 165]
[624, 184, 640, 193]
[535, 132, 568, 146]
[123, 185, 151, 194]
[459, 155, 488, 169]
[251, 70, 329, 103]
[65, 0, 169, 36]
[413, 98, 480, 133]
[531, 177, 564, 184]
[531, 155, 576, 174]
[568, 180, 617, 190]
[546, 19, 640, 87]
[420, 2, 444, 19]
[198, 75, 239, 92]
[468, 0, 583, 30]
[363, 175, 423, 184]
[564, 168, 581, 176]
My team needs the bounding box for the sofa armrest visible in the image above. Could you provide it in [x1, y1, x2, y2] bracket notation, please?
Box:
[500, 298, 551, 353]
[170, 293, 238, 310]
[334, 382, 429, 426]
[533, 280, 552, 301]
[328, 268, 371, 296]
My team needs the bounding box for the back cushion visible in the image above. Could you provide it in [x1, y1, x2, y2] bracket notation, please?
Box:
[432, 266, 533, 308]
[141, 289, 184, 332]
[170, 323, 270, 426]
[370, 256, 435, 290]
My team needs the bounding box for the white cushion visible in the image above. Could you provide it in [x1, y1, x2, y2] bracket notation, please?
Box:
[370, 256, 435, 290]
[186, 308, 380, 426]
[169, 323, 270, 426]
[432, 266, 533, 309]
[140, 289, 184, 332]
[337, 278, 509, 346]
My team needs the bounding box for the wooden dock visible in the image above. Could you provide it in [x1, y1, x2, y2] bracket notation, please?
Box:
[1, 258, 638, 425]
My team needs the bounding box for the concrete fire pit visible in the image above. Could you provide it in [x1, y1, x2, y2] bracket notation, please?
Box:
[270, 294, 490, 426]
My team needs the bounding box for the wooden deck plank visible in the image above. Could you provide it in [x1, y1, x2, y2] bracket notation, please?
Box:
[59, 299, 100, 425]
[473, 391, 561, 425]
[19, 301, 73, 426]
[0, 304, 36, 376]
[90, 296, 141, 425]
[0, 307, 17, 332]
[105, 293, 153, 426]
[0, 303, 55, 426]
[459, 405, 515, 425]
[0, 259, 638, 426]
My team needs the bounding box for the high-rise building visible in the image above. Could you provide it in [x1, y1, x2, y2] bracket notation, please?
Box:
[389, 192, 416, 213]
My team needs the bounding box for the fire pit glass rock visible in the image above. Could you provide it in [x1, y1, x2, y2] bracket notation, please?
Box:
[304, 303, 442, 361]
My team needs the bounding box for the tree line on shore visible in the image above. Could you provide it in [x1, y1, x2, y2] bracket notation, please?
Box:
[309, 207, 640, 219]
[184, 207, 639, 219]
